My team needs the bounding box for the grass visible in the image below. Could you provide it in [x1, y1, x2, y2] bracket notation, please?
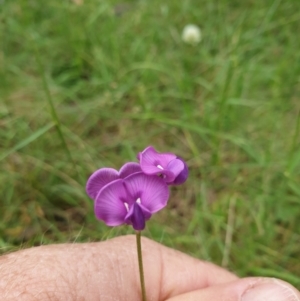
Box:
[1, 0, 300, 288]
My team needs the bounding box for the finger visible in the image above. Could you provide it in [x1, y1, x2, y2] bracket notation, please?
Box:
[137, 236, 238, 299]
[0, 235, 238, 301]
[166, 277, 300, 301]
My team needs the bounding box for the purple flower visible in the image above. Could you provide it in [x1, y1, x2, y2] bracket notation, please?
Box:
[94, 172, 169, 230]
[86, 162, 141, 200]
[137, 146, 188, 185]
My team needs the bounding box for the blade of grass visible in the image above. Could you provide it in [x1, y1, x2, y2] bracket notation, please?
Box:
[286, 110, 300, 174]
[33, 39, 79, 179]
[222, 195, 236, 268]
[0, 122, 55, 161]
[249, 267, 300, 287]
[129, 114, 262, 163]
[213, 58, 235, 164]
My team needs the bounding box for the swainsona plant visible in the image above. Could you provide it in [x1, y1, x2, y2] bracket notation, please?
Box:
[86, 146, 189, 301]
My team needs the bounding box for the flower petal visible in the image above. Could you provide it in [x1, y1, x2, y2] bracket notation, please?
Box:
[94, 180, 128, 226]
[124, 203, 146, 231]
[119, 162, 142, 178]
[86, 168, 119, 200]
[138, 146, 177, 169]
[166, 158, 184, 182]
[124, 173, 169, 213]
[138, 146, 177, 182]
[172, 158, 189, 185]
[138, 203, 152, 220]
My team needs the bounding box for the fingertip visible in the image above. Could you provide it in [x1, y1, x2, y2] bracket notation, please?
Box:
[165, 277, 300, 301]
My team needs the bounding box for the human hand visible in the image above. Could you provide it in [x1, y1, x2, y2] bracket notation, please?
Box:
[0, 235, 299, 301]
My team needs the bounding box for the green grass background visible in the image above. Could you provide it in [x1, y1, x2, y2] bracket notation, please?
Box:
[1, 0, 300, 288]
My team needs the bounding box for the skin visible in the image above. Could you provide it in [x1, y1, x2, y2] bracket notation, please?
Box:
[0, 235, 299, 301]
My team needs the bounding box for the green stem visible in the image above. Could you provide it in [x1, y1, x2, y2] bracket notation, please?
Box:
[136, 231, 147, 301]
[33, 42, 79, 180]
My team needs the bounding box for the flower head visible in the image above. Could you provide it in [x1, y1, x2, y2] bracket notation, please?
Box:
[137, 146, 188, 185]
[86, 162, 141, 200]
[182, 24, 201, 45]
[86, 147, 188, 230]
[94, 172, 169, 230]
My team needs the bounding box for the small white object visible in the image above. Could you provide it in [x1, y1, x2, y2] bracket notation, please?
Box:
[182, 24, 201, 44]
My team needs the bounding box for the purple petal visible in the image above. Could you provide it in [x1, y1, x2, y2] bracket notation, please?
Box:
[166, 158, 184, 183]
[138, 203, 152, 220]
[94, 180, 128, 226]
[124, 203, 146, 231]
[124, 173, 169, 213]
[86, 168, 119, 200]
[138, 146, 176, 168]
[139, 164, 176, 182]
[138, 146, 177, 181]
[119, 162, 142, 178]
[172, 158, 189, 185]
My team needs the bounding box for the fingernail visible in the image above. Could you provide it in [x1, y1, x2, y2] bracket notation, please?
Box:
[242, 278, 300, 301]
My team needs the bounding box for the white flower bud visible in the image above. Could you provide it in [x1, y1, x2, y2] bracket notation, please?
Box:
[182, 24, 201, 45]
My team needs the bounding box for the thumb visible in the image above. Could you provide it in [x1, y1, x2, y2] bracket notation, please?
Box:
[166, 277, 300, 301]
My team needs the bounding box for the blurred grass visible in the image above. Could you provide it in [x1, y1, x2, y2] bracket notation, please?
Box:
[1, 0, 300, 288]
